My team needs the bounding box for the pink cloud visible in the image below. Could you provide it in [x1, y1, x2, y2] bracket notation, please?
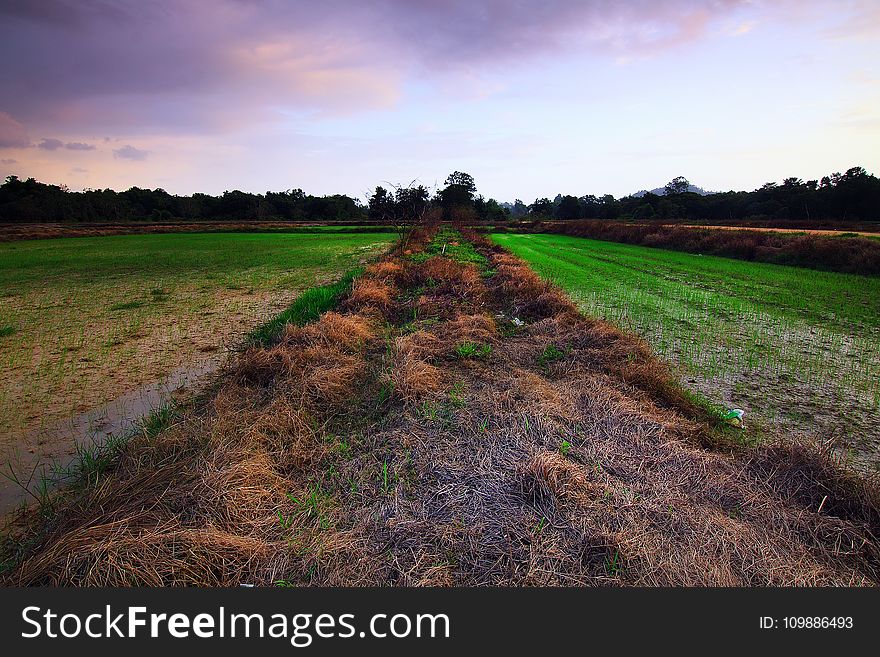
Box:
[0, 112, 30, 148]
[825, 0, 880, 39]
[113, 144, 149, 161]
[0, 0, 760, 135]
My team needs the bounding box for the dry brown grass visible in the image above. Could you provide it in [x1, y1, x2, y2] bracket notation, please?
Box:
[389, 352, 445, 401]
[4, 222, 879, 587]
[481, 239, 701, 417]
[503, 369, 571, 417]
[365, 259, 404, 281]
[399, 254, 489, 323]
[522, 450, 598, 502]
[233, 345, 286, 385]
[234, 313, 376, 401]
[387, 220, 439, 258]
[404, 257, 486, 311]
[438, 313, 498, 347]
[489, 252, 570, 320]
[299, 347, 368, 407]
[282, 311, 376, 352]
[419, 256, 481, 286]
[394, 330, 446, 362]
[3, 267, 393, 585]
[532, 219, 880, 277]
[347, 278, 395, 311]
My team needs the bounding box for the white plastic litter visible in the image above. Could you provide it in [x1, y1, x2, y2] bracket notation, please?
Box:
[722, 408, 745, 428]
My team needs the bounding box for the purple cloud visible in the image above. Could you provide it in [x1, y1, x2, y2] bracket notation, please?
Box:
[0, 112, 29, 147]
[0, 0, 764, 134]
[65, 141, 96, 150]
[0, 0, 873, 201]
[37, 137, 64, 150]
[113, 144, 149, 161]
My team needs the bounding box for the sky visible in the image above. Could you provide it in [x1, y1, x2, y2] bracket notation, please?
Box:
[0, 0, 878, 202]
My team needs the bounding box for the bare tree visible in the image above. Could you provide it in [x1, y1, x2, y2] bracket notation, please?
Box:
[378, 179, 435, 244]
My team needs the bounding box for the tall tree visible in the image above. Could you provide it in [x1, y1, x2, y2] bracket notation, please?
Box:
[368, 186, 395, 222]
[529, 198, 553, 217]
[438, 171, 477, 209]
[664, 176, 690, 195]
[511, 199, 528, 218]
[556, 195, 581, 220]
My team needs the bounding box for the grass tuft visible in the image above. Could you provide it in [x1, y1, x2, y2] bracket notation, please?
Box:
[247, 269, 361, 346]
[538, 344, 567, 369]
[455, 341, 492, 359]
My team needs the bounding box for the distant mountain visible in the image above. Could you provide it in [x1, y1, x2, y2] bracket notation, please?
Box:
[631, 184, 712, 198]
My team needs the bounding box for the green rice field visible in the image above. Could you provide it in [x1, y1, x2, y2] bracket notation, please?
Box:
[0, 230, 394, 456]
[492, 232, 880, 470]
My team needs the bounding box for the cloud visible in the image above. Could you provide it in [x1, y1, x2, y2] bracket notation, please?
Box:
[372, 0, 753, 65]
[0, 0, 97, 25]
[732, 20, 758, 36]
[1, 1, 869, 136]
[825, 0, 880, 39]
[0, 112, 29, 147]
[0, 0, 761, 134]
[37, 137, 64, 150]
[34, 137, 97, 152]
[1, 158, 17, 164]
[113, 144, 149, 160]
[836, 103, 880, 131]
[1, 0, 874, 199]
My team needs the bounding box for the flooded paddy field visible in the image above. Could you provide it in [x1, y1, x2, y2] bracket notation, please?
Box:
[0, 229, 394, 508]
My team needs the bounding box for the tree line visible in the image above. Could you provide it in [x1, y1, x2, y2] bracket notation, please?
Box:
[1, 165, 877, 224]
[0, 177, 365, 224]
[366, 171, 508, 227]
[514, 167, 879, 224]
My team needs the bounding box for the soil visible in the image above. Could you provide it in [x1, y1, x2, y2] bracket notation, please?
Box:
[0, 282, 327, 519]
[0, 358, 222, 516]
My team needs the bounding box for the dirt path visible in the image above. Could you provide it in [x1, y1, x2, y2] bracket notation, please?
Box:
[3, 225, 878, 586]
